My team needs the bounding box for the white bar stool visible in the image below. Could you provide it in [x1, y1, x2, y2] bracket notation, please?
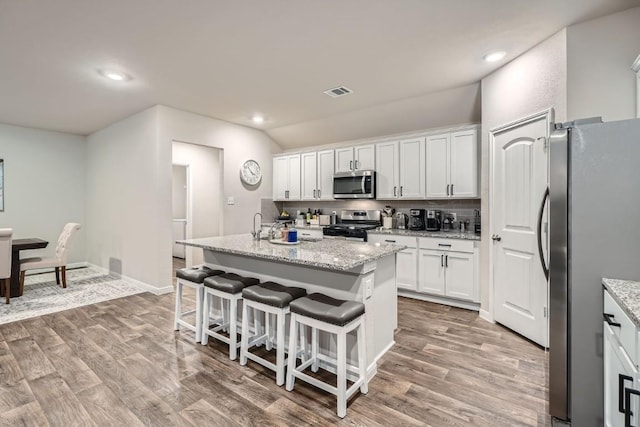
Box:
[240, 281, 307, 386]
[285, 293, 367, 418]
[174, 266, 224, 343]
[201, 273, 259, 360]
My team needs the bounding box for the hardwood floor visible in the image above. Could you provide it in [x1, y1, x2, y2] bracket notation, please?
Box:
[0, 291, 549, 426]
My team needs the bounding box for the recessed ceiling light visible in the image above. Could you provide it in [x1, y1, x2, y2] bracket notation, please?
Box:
[483, 51, 506, 63]
[99, 69, 131, 81]
[251, 115, 265, 124]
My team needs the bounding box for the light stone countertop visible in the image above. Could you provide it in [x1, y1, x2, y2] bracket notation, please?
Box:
[603, 278, 640, 328]
[178, 234, 406, 272]
[368, 228, 481, 241]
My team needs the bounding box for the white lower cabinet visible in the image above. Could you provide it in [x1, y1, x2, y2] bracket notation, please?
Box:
[417, 245, 476, 301]
[604, 290, 640, 427]
[417, 249, 445, 295]
[368, 234, 478, 304]
[368, 235, 417, 291]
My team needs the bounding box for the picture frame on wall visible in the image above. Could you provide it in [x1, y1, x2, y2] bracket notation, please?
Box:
[0, 159, 4, 212]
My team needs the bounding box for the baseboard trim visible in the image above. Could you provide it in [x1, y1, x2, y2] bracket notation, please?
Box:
[398, 290, 480, 312]
[87, 264, 174, 296]
[479, 309, 495, 323]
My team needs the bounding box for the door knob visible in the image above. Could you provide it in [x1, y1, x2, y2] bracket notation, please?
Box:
[492, 234, 502, 242]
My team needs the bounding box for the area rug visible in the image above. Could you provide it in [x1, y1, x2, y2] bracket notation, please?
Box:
[0, 266, 147, 324]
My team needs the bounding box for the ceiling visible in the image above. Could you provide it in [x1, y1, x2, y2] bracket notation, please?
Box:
[1, 0, 639, 149]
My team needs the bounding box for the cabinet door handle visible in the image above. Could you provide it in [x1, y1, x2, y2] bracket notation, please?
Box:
[400, 186, 403, 196]
[440, 254, 444, 267]
[438, 243, 451, 247]
[301, 233, 311, 236]
[445, 254, 448, 268]
[385, 239, 396, 243]
[313, 189, 316, 198]
[620, 374, 635, 414]
[446, 184, 450, 196]
[317, 189, 321, 198]
[624, 385, 640, 426]
[285, 190, 289, 199]
[355, 160, 359, 169]
[350, 160, 353, 170]
[451, 184, 454, 196]
[604, 313, 622, 328]
[393, 186, 397, 197]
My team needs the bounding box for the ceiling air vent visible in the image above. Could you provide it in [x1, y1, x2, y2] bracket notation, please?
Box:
[324, 86, 353, 98]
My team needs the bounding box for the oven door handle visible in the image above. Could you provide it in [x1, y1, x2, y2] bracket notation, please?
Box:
[361, 176, 366, 195]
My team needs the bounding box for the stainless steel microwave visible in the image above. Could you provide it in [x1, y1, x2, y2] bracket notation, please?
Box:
[333, 170, 376, 199]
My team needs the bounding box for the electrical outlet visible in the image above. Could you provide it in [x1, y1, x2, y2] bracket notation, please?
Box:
[227, 196, 235, 205]
[364, 276, 373, 299]
[450, 213, 457, 222]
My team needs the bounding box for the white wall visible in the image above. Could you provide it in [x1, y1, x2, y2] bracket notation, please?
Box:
[172, 141, 223, 265]
[158, 105, 281, 237]
[85, 105, 281, 291]
[480, 29, 568, 313]
[171, 165, 187, 219]
[0, 123, 86, 263]
[567, 6, 640, 121]
[85, 107, 170, 291]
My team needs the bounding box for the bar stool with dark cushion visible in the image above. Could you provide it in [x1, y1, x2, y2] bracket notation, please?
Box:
[240, 281, 307, 386]
[285, 293, 367, 418]
[201, 272, 259, 360]
[174, 266, 224, 343]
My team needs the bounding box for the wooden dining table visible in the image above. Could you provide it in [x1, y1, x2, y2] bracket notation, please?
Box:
[0, 238, 49, 298]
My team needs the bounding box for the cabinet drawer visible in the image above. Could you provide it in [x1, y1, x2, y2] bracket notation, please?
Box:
[418, 237, 474, 253]
[368, 234, 416, 248]
[605, 290, 637, 366]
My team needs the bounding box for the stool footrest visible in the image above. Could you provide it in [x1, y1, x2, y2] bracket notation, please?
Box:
[245, 352, 289, 373]
[315, 353, 362, 377]
[176, 319, 197, 333]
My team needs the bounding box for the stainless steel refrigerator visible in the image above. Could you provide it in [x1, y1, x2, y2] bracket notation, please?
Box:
[549, 117, 640, 425]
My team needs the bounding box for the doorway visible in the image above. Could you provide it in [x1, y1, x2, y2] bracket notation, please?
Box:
[490, 109, 552, 347]
[171, 141, 224, 270]
[172, 164, 188, 274]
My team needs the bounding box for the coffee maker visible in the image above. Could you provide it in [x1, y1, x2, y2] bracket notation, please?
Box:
[426, 210, 442, 231]
[409, 209, 427, 231]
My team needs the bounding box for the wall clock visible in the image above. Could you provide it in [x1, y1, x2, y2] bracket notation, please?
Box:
[240, 159, 262, 185]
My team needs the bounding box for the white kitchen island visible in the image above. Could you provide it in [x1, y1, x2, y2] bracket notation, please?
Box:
[179, 234, 405, 380]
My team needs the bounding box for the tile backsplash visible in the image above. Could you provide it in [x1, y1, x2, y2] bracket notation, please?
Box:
[262, 198, 480, 230]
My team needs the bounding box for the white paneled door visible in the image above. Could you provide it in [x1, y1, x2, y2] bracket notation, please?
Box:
[492, 113, 549, 347]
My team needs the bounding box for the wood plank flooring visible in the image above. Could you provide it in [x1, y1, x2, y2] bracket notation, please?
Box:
[0, 290, 549, 426]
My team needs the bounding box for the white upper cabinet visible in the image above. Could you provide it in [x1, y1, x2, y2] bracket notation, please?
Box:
[335, 144, 375, 173]
[272, 154, 301, 201]
[301, 150, 335, 201]
[354, 144, 375, 170]
[426, 134, 449, 198]
[301, 152, 318, 201]
[450, 129, 478, 198]
[375, 141, 399, 199]
[317, 150, 335, 200]
[375, 138, 425, 200]
[399, 137, 426, 199]
[426, 128, 478, 199]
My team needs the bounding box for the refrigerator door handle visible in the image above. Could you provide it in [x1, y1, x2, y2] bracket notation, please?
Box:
[537, 186, 550, 281]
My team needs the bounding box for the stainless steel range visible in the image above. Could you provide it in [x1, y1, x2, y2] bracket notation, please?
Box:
[322, 209, 381, 242]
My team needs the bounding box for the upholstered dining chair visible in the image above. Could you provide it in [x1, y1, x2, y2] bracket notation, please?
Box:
[19, 223, 81, 292]
[0, 228, 12, 304]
